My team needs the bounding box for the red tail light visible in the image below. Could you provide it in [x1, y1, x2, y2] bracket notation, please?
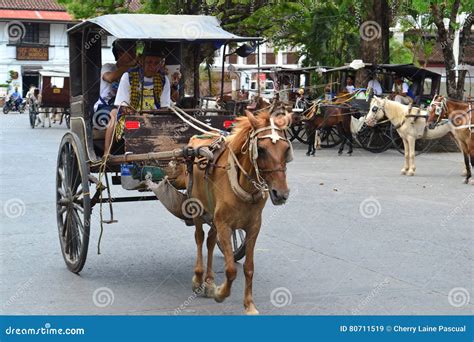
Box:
[223, 120, 236, 129]
[125, 121, 140, 130]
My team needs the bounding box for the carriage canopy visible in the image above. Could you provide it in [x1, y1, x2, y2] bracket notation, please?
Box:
[68, 14, 260, 42]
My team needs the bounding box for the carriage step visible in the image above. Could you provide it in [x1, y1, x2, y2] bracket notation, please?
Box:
[102, 220, 118, 224]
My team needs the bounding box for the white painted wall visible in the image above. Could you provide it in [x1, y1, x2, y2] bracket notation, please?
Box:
[0, 21, 115, 94]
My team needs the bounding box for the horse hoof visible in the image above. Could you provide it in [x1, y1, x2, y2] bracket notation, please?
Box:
[407, 171, 415, 176]
[338, 151, 343, 155]
[400, 169, 407, 175]
[347, 152, 353, 156]
[192, 276, 203, 294]
[244, 306, 259, 315]
[204, 282, 216, 298]
[214, 285, 226, 303]
[306, 152, 310, 156]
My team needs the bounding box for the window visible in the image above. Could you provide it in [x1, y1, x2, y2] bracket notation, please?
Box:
[283, 52, 298, 64]
[245, 54, 256, 65]
[226, 54, 237, 64]
[263, 53, 276, 65]
[50, 77, 65, 88]
[11, 23, 50, 45]
[423, 78, 432, 95]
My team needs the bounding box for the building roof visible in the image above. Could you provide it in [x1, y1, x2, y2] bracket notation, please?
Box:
[0, 9, 73, 21]
[0, 0, 66, 11]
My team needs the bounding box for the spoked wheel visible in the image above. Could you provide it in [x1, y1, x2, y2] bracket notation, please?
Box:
[217, 228, 246, 262]
[390, 125, 439, 156]
[319, 126, 343, 148]
[289, 122, 308, 144]
[356, 122, 393, 153]
[56, 132, 91, 273]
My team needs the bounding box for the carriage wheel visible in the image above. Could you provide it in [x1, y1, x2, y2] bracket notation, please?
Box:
[356, 122, 393, 153]
[289, 123, 308, 144]
[217, 229, 246, 262]
[319, 126, 343, 148]
[56, 132, 91, 273]
[390, 125, 439, 156]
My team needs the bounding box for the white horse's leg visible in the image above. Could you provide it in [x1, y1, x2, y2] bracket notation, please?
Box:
[315, 129, 321, 150]
[401, 137, 408, 175]
[407, 136, 416, 176]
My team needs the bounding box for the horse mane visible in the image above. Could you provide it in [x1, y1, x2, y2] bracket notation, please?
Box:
[378, 98, 409, 121]
[227, 111, 271, 153]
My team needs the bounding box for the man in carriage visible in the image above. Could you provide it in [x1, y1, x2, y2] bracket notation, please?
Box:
[103, 42, 172, 155]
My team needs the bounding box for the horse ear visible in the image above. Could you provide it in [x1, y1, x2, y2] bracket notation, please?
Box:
[245, 110, 259, 128]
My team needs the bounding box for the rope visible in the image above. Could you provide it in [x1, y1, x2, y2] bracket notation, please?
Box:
[169, 105, 221, 136]
[171, 105, 222, 133]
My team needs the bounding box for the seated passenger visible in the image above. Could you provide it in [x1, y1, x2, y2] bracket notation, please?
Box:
[345, 76, 356, 93]
[94, 40, 137, 114]
[104, 44, 171, 155]
[367, 74, 383, 96]
[391, 75, 412, 105]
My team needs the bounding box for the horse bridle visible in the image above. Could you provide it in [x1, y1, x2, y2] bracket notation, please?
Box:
[233, 117, 293, 192]
[429, 96, 448, 127]
[366, 99, 387, 126]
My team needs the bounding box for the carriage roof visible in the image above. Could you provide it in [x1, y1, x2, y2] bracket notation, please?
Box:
[322, 62, 440, 81]
[68, 14, 261, 42]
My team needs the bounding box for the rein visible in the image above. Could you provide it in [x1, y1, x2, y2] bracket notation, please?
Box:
[226, 117, 292, 203]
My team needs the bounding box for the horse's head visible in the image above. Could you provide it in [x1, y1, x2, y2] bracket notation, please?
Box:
[245, 109, 292, 205]
[365, 96, 385, 127]
[427, 95, 446, 129]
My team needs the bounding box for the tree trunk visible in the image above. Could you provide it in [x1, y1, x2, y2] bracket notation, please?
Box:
[357, 0, 390, 86]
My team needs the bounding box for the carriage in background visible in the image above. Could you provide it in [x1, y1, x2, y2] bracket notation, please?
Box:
[29, 69, 71, 129]
[56, 14, 261, 273]
[285, 62, 442, 154]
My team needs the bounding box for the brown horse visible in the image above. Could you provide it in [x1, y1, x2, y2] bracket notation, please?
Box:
[176, 108, 292, 314]
[295, 102, 359, 156]
[428, 95, 473, 184]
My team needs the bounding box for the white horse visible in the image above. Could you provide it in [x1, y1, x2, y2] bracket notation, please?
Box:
[365, 97, 451, 176]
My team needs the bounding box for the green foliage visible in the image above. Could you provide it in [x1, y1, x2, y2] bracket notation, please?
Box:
[57, 0, 138, 18]
[389, 38, 414, 64]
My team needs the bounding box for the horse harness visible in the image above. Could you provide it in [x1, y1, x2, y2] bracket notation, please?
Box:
[191, 117, 293, 205]
[369, 99, 428, 130]
[431, 97, 473, 131]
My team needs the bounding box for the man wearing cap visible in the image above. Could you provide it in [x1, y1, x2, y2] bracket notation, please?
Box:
[103, 45, 172, 155]
[391, 75, 412, 104]
[94, 40, 136, 113]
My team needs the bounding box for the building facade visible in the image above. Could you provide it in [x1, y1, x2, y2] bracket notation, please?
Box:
[0, 0, 116, 98]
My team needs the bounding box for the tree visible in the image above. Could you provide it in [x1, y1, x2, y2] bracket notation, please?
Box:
[410, 0, 473, 99]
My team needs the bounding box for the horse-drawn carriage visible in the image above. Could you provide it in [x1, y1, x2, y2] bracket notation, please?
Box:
[56, 14, 262, 274]
[29, 69, 71, 129]
[289, 61, 442, 154]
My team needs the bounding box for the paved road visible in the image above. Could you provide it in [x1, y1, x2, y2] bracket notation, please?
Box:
[1, 113, 472, 315]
